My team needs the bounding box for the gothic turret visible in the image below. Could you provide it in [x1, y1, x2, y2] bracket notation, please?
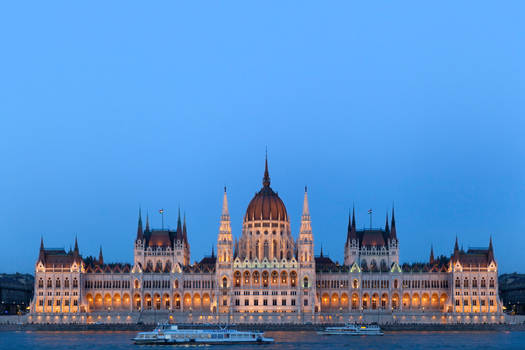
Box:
[298, 186, 314, 263]
[429, 245, 435, 265]
[217, 187, 233, 264]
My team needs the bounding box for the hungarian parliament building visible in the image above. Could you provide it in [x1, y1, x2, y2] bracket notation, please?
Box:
[30, 159, 503, 324]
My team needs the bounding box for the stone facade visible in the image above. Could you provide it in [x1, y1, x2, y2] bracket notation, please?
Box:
[29, 159, 503, 324]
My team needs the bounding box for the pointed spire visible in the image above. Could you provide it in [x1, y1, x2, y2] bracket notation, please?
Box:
[429, 244, 435, 264]
[302, 186, 310, 217]
[222, 186, 230, 218]
[346, 207, 357, 245]
[74, 236, 79, 253]
[176, 208, 182, 239]
[136, 208, 144, 240]
[390, 205, 397, 240]
[385, 211, 390, 233]
[40, 236, 44, 251]
[145, 212, 150, 232]
[211, 245, 215, 258]
[263, 151, 270, 187]
[299, 186, 312, 237]
[98, 246, 104, 265]
[182, 213, 188, 243]
[488, 236, 494, 262]
[320, 245, 324, 257]
[352, 205, 356, 230]
[454, 236, 459, 252]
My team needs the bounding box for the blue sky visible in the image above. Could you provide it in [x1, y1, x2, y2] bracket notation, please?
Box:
[1, 2, 524, 273]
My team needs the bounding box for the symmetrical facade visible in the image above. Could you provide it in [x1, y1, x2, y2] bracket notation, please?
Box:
[30, 158, 503, 324]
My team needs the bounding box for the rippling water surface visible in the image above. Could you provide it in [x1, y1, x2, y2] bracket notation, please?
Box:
[1, 331, 524, 350]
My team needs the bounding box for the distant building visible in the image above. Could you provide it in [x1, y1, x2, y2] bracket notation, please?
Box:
[0, 273, 33, 315]
[29, 157, 504, 324]
[499, 273, 525, 315]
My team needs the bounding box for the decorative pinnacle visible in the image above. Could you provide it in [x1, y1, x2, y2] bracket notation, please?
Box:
[263, 151, 270, 187]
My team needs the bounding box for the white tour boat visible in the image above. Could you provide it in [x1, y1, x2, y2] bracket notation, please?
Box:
[317, 323, 384, 336]
[133, 324, 274, 345]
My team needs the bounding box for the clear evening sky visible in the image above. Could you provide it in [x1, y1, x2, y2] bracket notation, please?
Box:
[1, 2, 524, 273]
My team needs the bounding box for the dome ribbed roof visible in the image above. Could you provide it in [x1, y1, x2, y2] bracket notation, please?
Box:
[243, 156, 288, 223]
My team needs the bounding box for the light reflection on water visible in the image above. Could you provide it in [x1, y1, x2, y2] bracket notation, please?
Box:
[1, 330, 525, 350]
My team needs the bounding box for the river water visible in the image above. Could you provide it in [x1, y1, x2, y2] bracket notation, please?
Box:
[0, 330, 524, 350]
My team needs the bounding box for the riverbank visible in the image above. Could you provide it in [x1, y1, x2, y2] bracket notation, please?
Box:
[2, 322, 525, 332]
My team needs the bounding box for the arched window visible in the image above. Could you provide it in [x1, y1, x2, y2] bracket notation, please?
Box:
[38, 279, 44, 289]
[135, 279, 140, 289]
[55, 278, 61, 288]
[303, 277, 309, 288]
[489, 278, 495, 288]
[64, 278, 70, 288]
[263, 241, 269, 259]
[155, 261, 163, 273]
[353, 279, 359, 289]
[273, 240, 277, 259]
[234, 271, 241, 288]
[464, 278, 469, 288]
[481, 278, 486, 288]
[271, 271, 278, 285]
[255, 241, 260, 260]
[394, 279, 398, 289]
[262, 271, 269, 287]
[290, 271, 297, 287]
[472, 278, 478, 288]
[222, 277, 228, 288]
[174, 279, 179, 289]
[455, 278, 460, 288]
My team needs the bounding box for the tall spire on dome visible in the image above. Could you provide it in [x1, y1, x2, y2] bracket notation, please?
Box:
[263, 150, 270, 188]
[136, 208, 144, 240]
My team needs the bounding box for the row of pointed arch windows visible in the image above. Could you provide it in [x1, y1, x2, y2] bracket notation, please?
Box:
[455, 277, 494, 288]
[233, 270, 299, 288]
[39, 278, 78, 289]
[84, 280, 130, 289]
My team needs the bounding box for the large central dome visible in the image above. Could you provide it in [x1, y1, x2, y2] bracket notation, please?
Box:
[243, 157, 288, 223]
